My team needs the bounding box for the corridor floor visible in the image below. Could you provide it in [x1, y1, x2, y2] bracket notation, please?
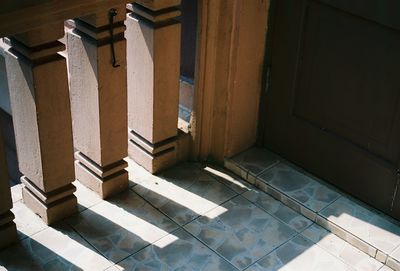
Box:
[0, 158, 392, 271]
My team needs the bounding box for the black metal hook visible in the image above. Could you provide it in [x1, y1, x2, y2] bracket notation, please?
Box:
[108, 8, 120, 68]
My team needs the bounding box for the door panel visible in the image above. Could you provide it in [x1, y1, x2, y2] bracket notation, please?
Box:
[264, 0, 400, 219]
[319, 0, 400, 30]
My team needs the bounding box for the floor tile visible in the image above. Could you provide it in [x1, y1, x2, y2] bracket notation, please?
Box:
[67, 190, 178, 263]
[258, 163, 340, 212]
[231, 148, 280, 177]
[133, 163, 237, 225]
[5, 157, 398, 271]
[320, 197, 400, 256]
[225, 159, 247, 180]
[105, 265, 121, 271]
[379, 265, 395, 271]
[201, 163, 255, 194]
[246, 235, 354, 271]
[74, 181, 103, 212]
[254, 179, 318, 222]
[386, 256, 400, 270]
[185, 196, 296, 270]
[126, 158, 153, 187]
[243, 189, 313, 233]
[10, 184, 22, 203]
[302, 224, 383, 271]
[0, 223, 112, 271]
[388, 247, 400, 270]
[12, 201, 48, 240]
[115, 228, 237, 271]
[179, 104, 192, 123]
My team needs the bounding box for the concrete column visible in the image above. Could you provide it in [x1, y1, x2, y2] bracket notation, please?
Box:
[3, 23, 77, 225]
[0, 119, 16, 249]
[126, 0, 181, 173]
[67, 6, 129, 199]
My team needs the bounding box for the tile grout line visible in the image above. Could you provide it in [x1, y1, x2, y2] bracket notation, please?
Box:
[179, 194, 242, 228]
[239, 191, 313, 234]
[314, 210, 379, 257]
[128, 187, 183, 230]
[68, 189, 181, 269]
[254, 167, 382, 260]
[109, 184, 238, 270]
[253, 177, 319, 222]
[225, 158, 398, 268]
[180, 192, 303, 271]
[16, 212, 116, 271]
[178, 226, 244, 271]
[129, 185, 194, 227]
[241, 230, 307, 271]
[62, 216, 116, 267]
[225, 159, 250, 181]
[109, 226, 188, 270]
[129, 184, 240, 229]
[254, 160, 282, 179]
[299, 223, 384, 271]
[199, 164, 250, 196]
[317, 195, 343, 215]
[254, 174, 339, 221]
[242, 161, 324, 222]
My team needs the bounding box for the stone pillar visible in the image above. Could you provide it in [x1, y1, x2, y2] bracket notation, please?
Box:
[126, 0, 181, 173]
[0, 119, 17, 249]
[66, 6, 129, 199]
[3, 24, 77, 225]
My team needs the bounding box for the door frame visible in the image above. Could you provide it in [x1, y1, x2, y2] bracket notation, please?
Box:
[190, 0, 271, 162]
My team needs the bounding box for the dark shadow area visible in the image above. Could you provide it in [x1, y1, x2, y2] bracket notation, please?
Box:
[1, 161, 294, 270]
[0, 110, 22, 187]
[178, 0, 197, 124]
[1, 158, 382, 270]
[180, 0, 198, 80]
[64, 199, 179, 264]
[0, 231, 83, 271]
[126, 161, 333, 270]
[200, 160, 384, 270]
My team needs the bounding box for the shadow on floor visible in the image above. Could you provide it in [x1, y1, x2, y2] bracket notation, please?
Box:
[0, 160, 389, 271]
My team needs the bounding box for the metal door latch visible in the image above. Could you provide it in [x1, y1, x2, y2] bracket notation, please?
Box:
[108, 8, 120, 68]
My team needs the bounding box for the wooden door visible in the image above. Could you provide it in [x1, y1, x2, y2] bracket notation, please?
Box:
[264, 0, 400, 219]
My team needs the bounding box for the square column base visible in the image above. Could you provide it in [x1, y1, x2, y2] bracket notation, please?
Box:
[128, 131, 177, 173]
[22, 187, 77, 225]
[75, 152, 129, 199]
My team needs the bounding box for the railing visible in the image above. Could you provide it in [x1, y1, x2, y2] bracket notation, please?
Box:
[0, 0, 182, 249]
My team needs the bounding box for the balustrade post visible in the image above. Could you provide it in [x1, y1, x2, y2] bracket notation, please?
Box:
[0, 119, 16, 249]
[126, 0, 181, 173]
[2, 24, 77, 225]
[66, 6, 129, 199]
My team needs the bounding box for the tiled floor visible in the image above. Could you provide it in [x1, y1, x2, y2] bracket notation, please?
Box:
[226, 147, 400, 271]
[0, 157, 394, 271]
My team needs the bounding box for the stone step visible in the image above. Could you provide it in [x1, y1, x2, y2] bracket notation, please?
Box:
[225, 147, 400, 271]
